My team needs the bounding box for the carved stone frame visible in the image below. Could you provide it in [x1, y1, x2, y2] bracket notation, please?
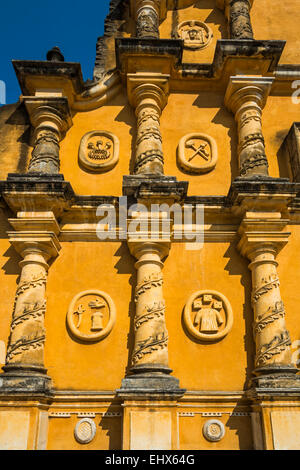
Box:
[67, 289, 116, 342]
[178, 133, 218, 174]
[78, 130, 119, 172]
[183, 290, 233, 342]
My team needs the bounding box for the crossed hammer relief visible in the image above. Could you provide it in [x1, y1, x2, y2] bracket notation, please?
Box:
[185, 139, 210, 162]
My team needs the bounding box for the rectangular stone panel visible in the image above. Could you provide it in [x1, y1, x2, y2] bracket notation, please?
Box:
[130, 411, 172, 450]
[271, 411, 300, 450]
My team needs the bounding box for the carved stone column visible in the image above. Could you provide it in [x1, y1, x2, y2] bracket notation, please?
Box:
[128, 75, 169, 175]
[238, 213, 300, 389]
[0, 225, 60, 394]
[228, 0, 253, 39]
[135, 0, 160, 39]
[23, 97, 72, 174]
[119, 239, 184, 396]
[225, 76, 274, 178]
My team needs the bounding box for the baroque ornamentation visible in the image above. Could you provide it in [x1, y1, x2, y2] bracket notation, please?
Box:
[203, 419, 225, 442]
[5, 250, 50, 367]
[78, 131, 119, 172]
[183, 290, 233, 342]
[238, 219, 295, 373]
[178, 133, 218, 174]
[28, 129, 60, 173]
[177, 20, 213, 50]
[74, 418, 97, 444]
[229, 0, 253, 39]
[136, 7, 159, 38]
[67, 290, 116, 342]
[23, 98, 72, 175]
[128, 241, 170, 371]
[256, 330, 292, 368]
[224, 76, 274, 177]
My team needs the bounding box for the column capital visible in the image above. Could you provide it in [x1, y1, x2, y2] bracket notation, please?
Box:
[237, 213, 290, 259]
[7, 231, 61, 262]
[127, 73, 170, 111]
[22, 96, 72, 141]
[225, 76, 274, 114]
[128, 239, 170, 261]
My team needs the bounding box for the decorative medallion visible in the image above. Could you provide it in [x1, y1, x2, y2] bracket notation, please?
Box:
[78, 131, 119, 172]
[183, 290, 233, 342]
[203, 419, 225, 442]
[177, 20, 213, 50]
[178, 133, 218, 174]
[74, 418, 96, 444]
[67, 290, 116, 342]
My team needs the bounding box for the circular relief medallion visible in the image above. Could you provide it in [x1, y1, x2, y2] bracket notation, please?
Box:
[183, 290, 233, 342]
[203, 419, 225, 442]
[177, 20, 213, 50]
[67, 290, 116, 342]
[178, 133, 218, 174]
[74, 418, 96, 444]
[78, 130, 119, 172]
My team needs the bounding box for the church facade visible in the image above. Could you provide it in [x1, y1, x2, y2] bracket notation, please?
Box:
[0, 0, 300, 450]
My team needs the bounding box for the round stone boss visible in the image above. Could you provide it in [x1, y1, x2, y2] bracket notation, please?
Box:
[78, 130, 119, 172]
[67, 290, 116, 342]
[74, 418, 96, 444]
[203, 419, 225, 442]
[183, 290, 233, 342]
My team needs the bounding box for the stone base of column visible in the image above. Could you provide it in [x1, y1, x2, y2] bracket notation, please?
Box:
[248, 365, 300, 397]
[0, 364, 53, 395]
[117, 364, 185, 399]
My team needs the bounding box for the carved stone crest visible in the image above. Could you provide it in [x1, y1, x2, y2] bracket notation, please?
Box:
[183, 290, 233, 342]
[203, 419, 225, 442]
[178, 133, 218, 174]
[177, 20, 213, 50]
[67, 290, 116, 342]
[78, 131, 119, 172]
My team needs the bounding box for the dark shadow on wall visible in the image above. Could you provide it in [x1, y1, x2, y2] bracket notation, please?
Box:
[192, 93, 239, 183]
[113, 242, 137, 377]
[223, 242, 254, 390]
[275, 128, 292, 179]
[98, 399, 123, 450]
[114, 102, 136, 175]
[225, 400, 254, 449]
[194, 0, 228, 39]
[3, 102, 31, 173]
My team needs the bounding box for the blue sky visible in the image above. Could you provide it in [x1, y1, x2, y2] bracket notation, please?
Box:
[0, 0, 111, 104]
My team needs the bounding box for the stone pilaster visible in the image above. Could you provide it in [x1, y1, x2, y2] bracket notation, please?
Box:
[23, 97, 72, 174]
[0, 215, 60, 394]
[238, 212, 300, 390]
[225, 76, 274, 178]
[135, 0, 160, 39]
[118, 237, 184, 397]
[128, 74, 169, 175]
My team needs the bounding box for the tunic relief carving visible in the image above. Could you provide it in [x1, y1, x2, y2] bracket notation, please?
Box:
[183, 290, 233, 342]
